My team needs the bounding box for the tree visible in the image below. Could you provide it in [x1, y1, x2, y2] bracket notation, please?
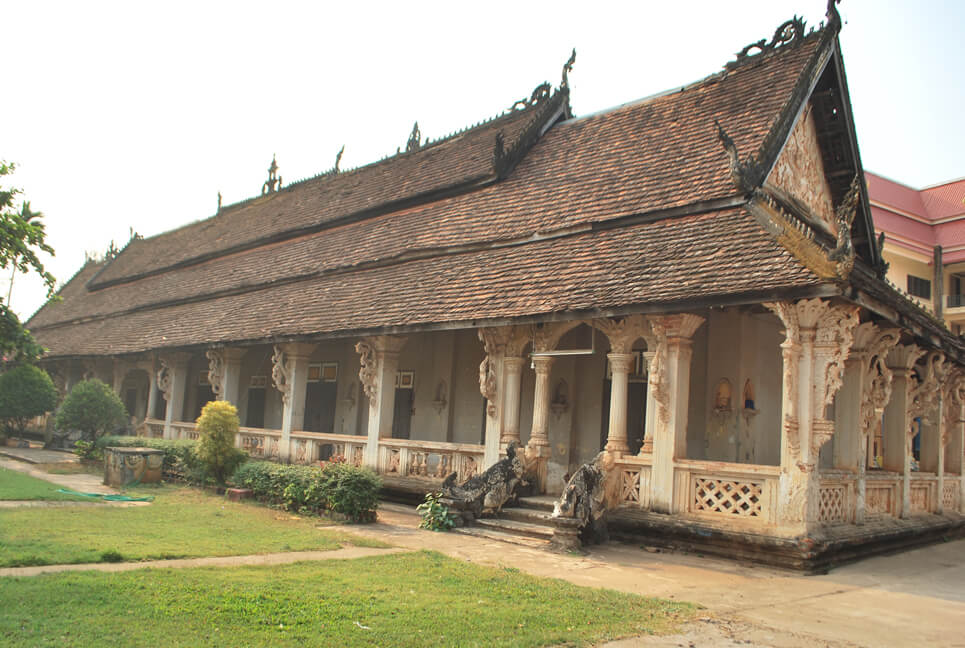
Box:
[195, 400, 246, 485]
[0, 160, 56, 366]
[0, 364, 57, 437]
[54, 379, 127, 441]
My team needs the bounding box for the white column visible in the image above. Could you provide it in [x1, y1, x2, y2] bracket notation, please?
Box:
[357, 336, 407, 469]
[221, 348, 245, 406]
[529, 355, 554, 492]
[650, 314, 704, 514]
[160, 352, 191, 439]
[883, 345, 924, 518]
[605, 353, 635, 453]
[145, 374, 159, 421]
[112, 359, 126, 396]
[502, 357, 525, 445]
[273, 343, 316, 462]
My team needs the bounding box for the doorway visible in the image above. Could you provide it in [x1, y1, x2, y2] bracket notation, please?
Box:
[600, 380, 647, 454]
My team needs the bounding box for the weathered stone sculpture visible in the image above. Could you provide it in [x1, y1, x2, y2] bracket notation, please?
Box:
[441, 442, 525, 520]
[552, 451, 616, 547]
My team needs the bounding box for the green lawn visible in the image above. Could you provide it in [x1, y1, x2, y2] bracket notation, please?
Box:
[0, 484, 385, 567]
[0, 467, 95, 502]
[0, 551, 695, 647]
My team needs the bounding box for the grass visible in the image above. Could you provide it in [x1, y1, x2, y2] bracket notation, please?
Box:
[0, 551, 695, 647]
[0, 484, 386, 567]
[0, 467, 95, 502]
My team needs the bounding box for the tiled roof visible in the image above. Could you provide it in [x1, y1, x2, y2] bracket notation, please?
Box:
[30, 28, 836, 358]
[29, 208, 823, 356]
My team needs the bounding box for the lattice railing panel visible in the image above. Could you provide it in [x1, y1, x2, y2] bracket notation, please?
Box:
[621, 469, 641, 503]
[818, 485, 847, 523]
[910, 485, 931, 513]
[693, 477, 762, 517]
[942, 482, 960, 511]
[865, 484, 896, 517]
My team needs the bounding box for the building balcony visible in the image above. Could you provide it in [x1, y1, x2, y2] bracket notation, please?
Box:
[947, 294, 965, 309]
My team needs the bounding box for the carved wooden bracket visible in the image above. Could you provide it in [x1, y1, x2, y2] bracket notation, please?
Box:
[205, 348, 225, 399]
[271, 345, 292, 406]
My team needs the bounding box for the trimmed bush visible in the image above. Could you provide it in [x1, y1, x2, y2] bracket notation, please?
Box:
[195, 400, 246, 486]
[232, 460, 382, 522]
[55, 379, 127, 441]
[0, 364, 58, 437]
[95, 436, 206, 483]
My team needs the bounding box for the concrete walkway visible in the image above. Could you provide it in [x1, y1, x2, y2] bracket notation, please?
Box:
[0, 454, 116, 495]
[0, 546, 408, 579]
[345, 503, 965, 648]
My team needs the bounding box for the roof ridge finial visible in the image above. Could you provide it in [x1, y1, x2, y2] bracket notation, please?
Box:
[406, 122, 422, 152]
[561, 48, 576, 90]
[217, 191, 222, 212]
[262, 154, 282, 195]
[826, 0, 842, 31]
[334, 145, 345, 173]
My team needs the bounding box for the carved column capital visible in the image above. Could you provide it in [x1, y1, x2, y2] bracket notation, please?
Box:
[607, 352, 635, 375]
[909, 350, 946, 425]
[532, 355, 555, 376]
[655, 313, 706, 341]
[886, 343, 926, 374]
[503, 356, 527, 373]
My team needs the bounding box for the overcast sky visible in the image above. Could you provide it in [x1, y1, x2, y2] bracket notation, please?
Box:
[4, 0, 963, 320]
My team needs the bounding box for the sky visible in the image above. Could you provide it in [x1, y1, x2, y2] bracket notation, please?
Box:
[3, 0, 963, 320]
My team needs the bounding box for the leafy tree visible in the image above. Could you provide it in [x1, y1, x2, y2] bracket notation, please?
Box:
[55, 379, 127, 441]
[0, 160, 56, 366]
[0, 364, 58, 437]
[195, 400, 246, 486]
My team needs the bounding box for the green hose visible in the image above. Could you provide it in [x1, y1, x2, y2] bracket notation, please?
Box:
[56, 488, 154, 502]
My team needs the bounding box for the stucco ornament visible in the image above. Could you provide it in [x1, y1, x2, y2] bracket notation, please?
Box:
[478, 327, 512, 417]
[271, 345, 292, 405]
[205, 348, 225, 399]
[853, 324, 901, 441]
[909, 351, 946, 426]
[769, 104, 836, 232]
[156, 359, 172, 402]
[355, 341, 377, 407]
[644, 318, 670, 426]
[553, 450, 619, 545]
[943, 368, 965, 447]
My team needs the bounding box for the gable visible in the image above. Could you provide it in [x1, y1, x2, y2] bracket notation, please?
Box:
[768, 102, 837, 234]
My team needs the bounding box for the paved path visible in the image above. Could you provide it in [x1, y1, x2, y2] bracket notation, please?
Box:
[347, 503, 965, 648]
[0, 455, 116, 495]
[0, 546, 408, 578]
[0, 445, 79, 465]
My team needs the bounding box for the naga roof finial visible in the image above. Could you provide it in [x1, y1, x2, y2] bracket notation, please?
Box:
[217, 191, 222, 212]
[827, 0, 842, 29]
[406, 122, 422, 152]
[561, 48, 576, 90]
[334, 145, 345, 173]
[262, 155, 282, 195]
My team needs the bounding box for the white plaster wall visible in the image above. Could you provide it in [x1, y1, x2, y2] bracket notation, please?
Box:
[687, 308, 782, 466]
[397, 331, 456, 443]
[449, 328, 486, 445]
[308, 340, 364, 436]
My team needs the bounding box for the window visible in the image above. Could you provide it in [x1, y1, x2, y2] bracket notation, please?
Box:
[907, 275, 931, 300]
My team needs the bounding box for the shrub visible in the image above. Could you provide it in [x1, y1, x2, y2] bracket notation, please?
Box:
[417, 492, 456, 531]
[73, 439, 102, 462]
[55, 379, 127, 441]
[0, 364, 58, 437]
[232, 460, 382, 522]
[195, 400, 246, 486]
[96, 436, 206, 483]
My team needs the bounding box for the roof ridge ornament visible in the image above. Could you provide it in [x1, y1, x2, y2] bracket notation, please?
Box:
[713, 120, 766, 194]
[726, 15, 807, 70]
[406, 122, 422, 152]
[511, 82, 552, 111]
[829, 175, 860, 278]
[334, 145, 344, 173]
[561, 48, 576, 90]
[261, 155, 282, 195]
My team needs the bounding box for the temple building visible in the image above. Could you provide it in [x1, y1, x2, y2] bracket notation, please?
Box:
[27, 5, 965, 570]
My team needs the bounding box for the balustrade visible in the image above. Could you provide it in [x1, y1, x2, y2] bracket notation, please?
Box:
[378, 438, 483, 483]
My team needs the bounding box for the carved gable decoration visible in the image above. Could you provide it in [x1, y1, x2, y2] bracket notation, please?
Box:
[768, 103, 836, 233]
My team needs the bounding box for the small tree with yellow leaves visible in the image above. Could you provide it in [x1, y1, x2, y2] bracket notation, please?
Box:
[195, 400, 246, 486]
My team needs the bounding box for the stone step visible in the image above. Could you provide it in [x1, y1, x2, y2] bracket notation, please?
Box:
[452, 525, 552, 549]
[515, 495, 557, 513]
[474, 517, 555, 540]
[499, 506, 556, 526]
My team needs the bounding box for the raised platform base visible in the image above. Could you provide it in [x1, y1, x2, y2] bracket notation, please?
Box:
[608, 507, 965, 573]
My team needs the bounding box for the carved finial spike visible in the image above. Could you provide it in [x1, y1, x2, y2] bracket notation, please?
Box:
[334, 145, 345, 173]
[827, 0, 842, 28]
[217, 191, 222, 211]
[561, 48, 576, 90]
[406, 121, 421, 152]
[262, 154, 282, 195]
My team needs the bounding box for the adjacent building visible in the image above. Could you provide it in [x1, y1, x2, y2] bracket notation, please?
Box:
[866, 172, 965, 334]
